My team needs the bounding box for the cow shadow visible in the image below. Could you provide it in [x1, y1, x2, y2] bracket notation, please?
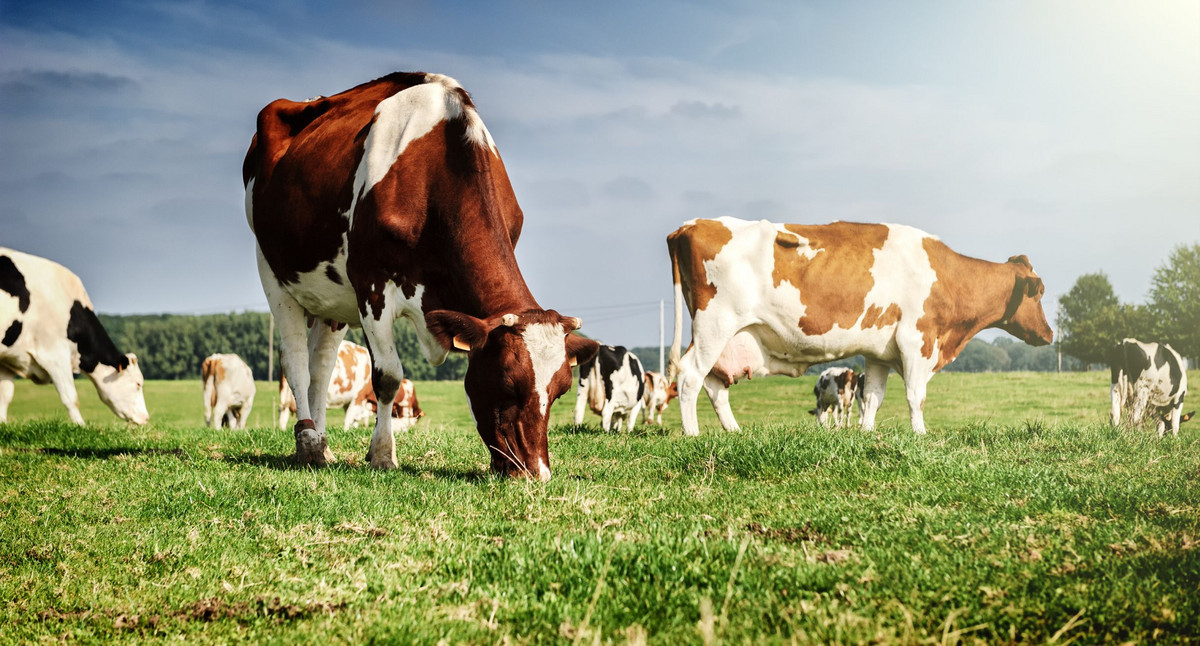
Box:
[21, 446, 191, 460]
[221, 450, 488, 482]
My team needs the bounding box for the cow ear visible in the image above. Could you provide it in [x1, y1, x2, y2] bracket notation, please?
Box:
[566, 333, 599, 368]
[1006, 255, 1032, 268]
[425, 310, 490, 353]
[126, 353, 138, 366]
[1025, 276, 1044, 297]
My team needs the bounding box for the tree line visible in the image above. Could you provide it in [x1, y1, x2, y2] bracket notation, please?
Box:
[1057, 243, 1199, 368]
[98, 312, 467, 381]
[96, 243, 1195, 380]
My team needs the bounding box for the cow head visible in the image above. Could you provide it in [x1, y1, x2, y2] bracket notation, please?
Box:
[996, 255, 1054, 346]
[87, 353, 150, 425]
[426, 309, 599, 481]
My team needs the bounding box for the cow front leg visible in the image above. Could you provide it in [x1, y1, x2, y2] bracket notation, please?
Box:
[627, 401, 644, 432]
[1110, 381, 1125, 427]
[0, 367, 15, 422]
[601, 400, 616, 432]
[858, 361, 890, 431]
[703, 373, 740, 431]
[257, 247, 325, 465]
[362, 316, 403, 470]
[573, 378, 589, 425]
[41, 353, 85, 425]
[900, 362, 932, 435]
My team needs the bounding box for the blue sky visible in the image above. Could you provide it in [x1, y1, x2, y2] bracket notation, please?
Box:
[2, 1, 1198, 348]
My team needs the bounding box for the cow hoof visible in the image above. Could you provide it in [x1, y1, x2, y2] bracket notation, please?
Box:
[294, 420, 331, 466]
[368, 454, 398, 470]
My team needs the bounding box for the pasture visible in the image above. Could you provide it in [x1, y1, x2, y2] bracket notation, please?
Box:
[2, 371, 1198, 644]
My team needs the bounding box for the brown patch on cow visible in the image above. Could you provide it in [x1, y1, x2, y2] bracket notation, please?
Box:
[773, 223, 890, 335]
[860, 303, 902, 329]
[916, 238, 1033, 370]
[667, 220, 733, 315]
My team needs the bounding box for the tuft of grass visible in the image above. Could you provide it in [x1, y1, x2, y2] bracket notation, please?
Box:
[2, 371, 1198, 643]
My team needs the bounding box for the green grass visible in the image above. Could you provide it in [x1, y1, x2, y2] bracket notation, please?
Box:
[2, 371, 1198, 644]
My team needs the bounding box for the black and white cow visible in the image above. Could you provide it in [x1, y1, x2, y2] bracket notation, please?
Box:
[0, 248, 149, 425]
[1110, 338, 1193, 437]
[574, 345, 646, 432]
[808, 366, 863, 428]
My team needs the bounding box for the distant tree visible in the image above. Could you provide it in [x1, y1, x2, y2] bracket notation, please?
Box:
[1058, 273, 1123, 368]
[1147, 243, 1200, 360]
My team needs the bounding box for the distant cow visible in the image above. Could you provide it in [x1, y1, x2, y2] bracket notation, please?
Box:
[352, 378, 424, 431]
[245, 72, 597, 476]
[809, 367, 862, 428]
[201, 353, 255, 429]
[1110, 338, 1193, 437]
[574, 345, 647, 432]
[278, 340, 372, 430]
[0, 248, 149, 425]
[667, 217, 1053, 436]
[642, 371, 678, 425]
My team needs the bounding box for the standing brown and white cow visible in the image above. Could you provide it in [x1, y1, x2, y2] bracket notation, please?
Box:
[1, 248, 149, 426]
[245, 72, 597, 478]
[201, 353, 255, 430]
[667, 217, 1053, 436]
[277, 340, 373, 430]
[642, 371, 678, 425]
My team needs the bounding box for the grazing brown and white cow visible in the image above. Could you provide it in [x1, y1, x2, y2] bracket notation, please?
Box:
[352, 378, 425, 431]
[667, 217, 1053, 436]
[642, 371, 678, 425]
[201, 353, 255, 430]
[0, 248, 149, 426]
[278, 340, 373, 430]
[245, 72, 597, 477]
[573, 345, 646, 432]
[1110, 338, 1193, 437]
[808, 366, 862, 428]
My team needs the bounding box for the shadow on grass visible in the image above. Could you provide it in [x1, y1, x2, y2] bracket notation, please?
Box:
[220, 450, 489, 482]
[554, 423, 676, 437]
[13, 446, 191, 460]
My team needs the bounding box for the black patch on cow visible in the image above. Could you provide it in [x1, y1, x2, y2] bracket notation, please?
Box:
[629, 353, 646, 401]
[1152, 344, 1186, 400]
[325, 265, 343, 285]
[596, 345, 626, 402]
[1110, 340, 1151, 386]
[66, 300, 129, 373]
[372, 366, 400, 403]
[2, 320, 21, 346]
[0, 255, 31, 313]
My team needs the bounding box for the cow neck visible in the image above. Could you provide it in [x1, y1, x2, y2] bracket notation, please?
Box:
[975, 258, 1024, 331]
[432, 170, 539, 320]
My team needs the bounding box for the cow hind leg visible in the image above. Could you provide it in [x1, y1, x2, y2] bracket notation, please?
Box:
[0, 367, 14, 422]
[1110, 382, 1125, 427]
[573, 380, 589, 425]
[702, 373, 740, 432]
[601, 401, 616, 432]
[306, 324, 348, 438]
[257, 246, 326, 464]
[362, 317, 403, 470]
[900, 362, 933, 435]
[858, 361, 890, 431]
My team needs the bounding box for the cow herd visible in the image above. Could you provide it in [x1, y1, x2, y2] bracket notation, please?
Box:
[0, 71, 1193, 480]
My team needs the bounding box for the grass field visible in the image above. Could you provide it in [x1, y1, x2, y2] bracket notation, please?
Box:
[2, 370, 1198, 644]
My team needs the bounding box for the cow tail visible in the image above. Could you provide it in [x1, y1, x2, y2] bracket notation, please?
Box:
[201, 358, 217, 408]
[667, 237, 684, 385]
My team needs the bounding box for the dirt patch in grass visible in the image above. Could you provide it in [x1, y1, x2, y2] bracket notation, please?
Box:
[744, 521, 828, 544]
[181, 596, 345, 622]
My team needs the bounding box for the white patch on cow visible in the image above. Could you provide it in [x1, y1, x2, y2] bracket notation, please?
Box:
[286, 256, 359, 324]
[536, 458, 551, 482]
[522, 323, 566, 416]
[348, 76, 496, 228]
[244, 177, 255, 232]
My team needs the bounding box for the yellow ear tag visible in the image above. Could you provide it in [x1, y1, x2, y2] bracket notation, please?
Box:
[569, 356, 578, 367]
[453, 337, 471, 351]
